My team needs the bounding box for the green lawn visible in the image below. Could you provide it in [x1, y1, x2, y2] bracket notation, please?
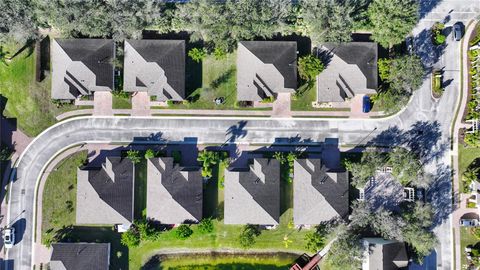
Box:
[458, 144, 480, 193]
[162, 52, 244, 110]
[134, 158, 147, 220]
[112, 94, 132, 109]
[153, 253, 297, 270]
[461, 227, 480, 268]
[41, 151, 87, 244]
[0, 42, 76, 136]
[129, 159, 309, 269]
[291, 82, 350, 112]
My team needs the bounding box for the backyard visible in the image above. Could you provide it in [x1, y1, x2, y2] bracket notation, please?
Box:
[0, 41, 78, 136]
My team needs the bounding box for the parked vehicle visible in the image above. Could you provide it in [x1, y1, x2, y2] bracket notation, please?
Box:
[3, 227, 15, 249]
[453, 23, 463, 41]
[362, 95, 371, 113]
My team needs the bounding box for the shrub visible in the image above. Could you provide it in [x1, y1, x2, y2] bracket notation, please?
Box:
[298, 55, 324, 81]
[238, 224, 260, 248]
[188, 48, 207, 63]
[261, 96, 274, 103]
[121, 228, 140, 247]
[175, 224, 193, 239]
[166, 100, 174, 107]
[136, 220, 157, 241]
[126, 149, 141, 164]
[378, 58, 392, 81]
[144, 149, 155, 159]
[214, 47, 227, 60]
[198, 218, 214, 234]
[0, 144, 12, 161]
[304, 230, 326, 253]
[435, 34, 446, 45]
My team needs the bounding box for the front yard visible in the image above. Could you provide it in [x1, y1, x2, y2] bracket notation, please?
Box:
[0, 41, 78, 136]
[461, 227, 480, 269]
[459, 144, 480, 193]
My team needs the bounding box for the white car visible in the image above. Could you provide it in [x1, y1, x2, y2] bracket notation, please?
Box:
[3, 227, 15, 249]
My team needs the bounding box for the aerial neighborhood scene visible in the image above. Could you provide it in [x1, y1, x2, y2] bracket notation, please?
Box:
[0, 0, 479, 270]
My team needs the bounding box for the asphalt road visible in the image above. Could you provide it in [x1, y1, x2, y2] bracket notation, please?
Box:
[4, 1, 480, 269]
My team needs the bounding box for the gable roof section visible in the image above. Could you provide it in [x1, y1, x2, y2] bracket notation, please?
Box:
[224, 158, 280, 225]
[51, 39, 114, 100]
[76, 157, 134, 225]
[146, 157, 203, 224]
[316, 42, 378, 103]
[50, 243, 110, 270]
[363, 238, 409, 270]
[123, 40, 185, 101]
[293, 158, 348, 225]
[237, 41, 297, 101]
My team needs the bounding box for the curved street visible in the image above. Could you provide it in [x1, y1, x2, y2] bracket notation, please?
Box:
[4, 1, 480, 269]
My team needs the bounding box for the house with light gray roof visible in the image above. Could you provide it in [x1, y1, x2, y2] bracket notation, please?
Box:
[76, 157, 134, 226]
[293, 158, 348, 226]
[146, 157, 202, 224]
[362, 238, 408, 270]
[124, 40, 185, 101]
[51, 39, 114, 100]
[237, 41, 297, 101]
[316, 42, 378, 103]
[224, 158, 280, 225]
[50, 243, 110, 270]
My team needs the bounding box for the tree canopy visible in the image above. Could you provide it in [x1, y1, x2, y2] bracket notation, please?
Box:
[387, 55, 425, 93]
[368, 0, 419, 47]
[0, 0, 37, 43]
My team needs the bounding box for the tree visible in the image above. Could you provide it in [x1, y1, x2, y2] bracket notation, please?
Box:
[136, 219, 157, 241]
[371, 88, 410, 114]
[238, 224, 260, 248]
[325, 231, 363, 270]
[387, 55, 425, 93]
[402, 225, 437, 263]
[37, 0, 112, 38]
[188, 48, 207, 63]
[377, 58, 391, 81]
[173, 0, 230, 50]
[388, 148, 423, 186]
[144, 149, 155, 159]
[0, 0, 38, 44]
[121, 228, 140, 247]
[126, 149, 141, 164]
[298, 55, 324, 81]
[175, 224, 193, 239]
[368, 0, 419, 48]
[304, 230, 326, 252]
[197, 150, 219, 178]
[198, 218, 214, 234]
[298, 0, 354, 43]
[345, 152, 387, 188]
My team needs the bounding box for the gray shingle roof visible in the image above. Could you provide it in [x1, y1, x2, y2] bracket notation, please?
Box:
[76, 157, 134, 225]
[224, 158, 280, 225]
[146, 157, 202, 224]
[124, 40, 185, 101]
[50, 243, 110, 270]
[316, 42, 378, 103]
[237, 41, 297, 101]
[51, 39, 114, 100]
[293, 159, 349, 225]
[363, 238, 409, 270]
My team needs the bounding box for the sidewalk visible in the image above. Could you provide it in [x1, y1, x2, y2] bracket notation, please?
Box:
[452, 19, 478, 270]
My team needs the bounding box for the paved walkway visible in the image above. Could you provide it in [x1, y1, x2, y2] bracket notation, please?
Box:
[452, 19, 478, 270]
[93, 92, 113, 116]
[272, 93, 292, 118]
[131, 92, 151, 116]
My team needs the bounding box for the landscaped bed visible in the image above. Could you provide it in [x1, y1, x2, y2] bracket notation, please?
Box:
[291, 82, 350, 112]
[0, 41, 78, 136]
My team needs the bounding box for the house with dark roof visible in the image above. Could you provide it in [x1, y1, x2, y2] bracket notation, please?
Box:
[224, 158, 280, 225]
[293, 158, 348, 226]
[362, 238, 409, 270]
[51, 39, 114, 100]
[124, 40, 185, 101]
[146, 157, 202, 224]
[76, 157, 134, 226]
[237, 41, 297, 101]
[49, 243, 110, 270]
[316, 42, 378, 103]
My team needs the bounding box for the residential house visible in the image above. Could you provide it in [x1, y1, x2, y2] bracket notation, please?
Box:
[293, 158, 348, 226]
[49, 243, 110, 270]
[76, 157, 134, 226]
[146, 157, 202, 224]
[237, 41, 297, 102]
[224, 158, 280, 225]
[362, 238, 409, 270]
[51, 39, 114, 100]
[316, 42, 378, 104]
[123, 40, 185, 101]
